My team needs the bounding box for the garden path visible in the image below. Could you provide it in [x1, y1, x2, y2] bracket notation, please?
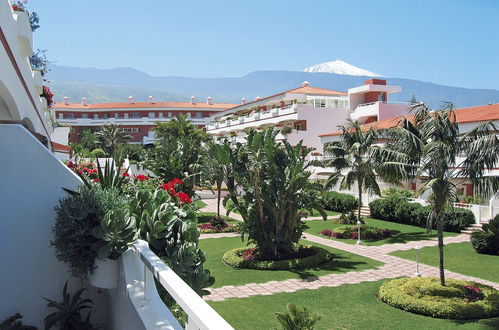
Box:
[200, 231, 499, 301]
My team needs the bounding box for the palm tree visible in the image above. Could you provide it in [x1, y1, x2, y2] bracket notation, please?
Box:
[323, 120, 384, 227]
[377, 103, 499, 285]
[96, 124, 131, 157]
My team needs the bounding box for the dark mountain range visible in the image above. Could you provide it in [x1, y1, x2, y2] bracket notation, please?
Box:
[47, 65, 499, 109]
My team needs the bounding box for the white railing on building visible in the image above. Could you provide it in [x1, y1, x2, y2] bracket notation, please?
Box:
[351, 101, 411, 113]
[125, 240, 234, 330]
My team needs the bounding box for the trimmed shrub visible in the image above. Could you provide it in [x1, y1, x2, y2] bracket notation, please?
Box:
[323, 192, 359, 213]
[337, 211, 365, 225]
[369, 197, 474, 232]
[379, 277, 499, 319]
[321, 225, 394, 240]
[471, 215, 499, 255]
[382, 187, 414, 199]
[222, 245, 333, 270]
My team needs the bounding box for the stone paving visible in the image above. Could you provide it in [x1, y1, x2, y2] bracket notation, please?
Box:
[197, 197, 499, 302]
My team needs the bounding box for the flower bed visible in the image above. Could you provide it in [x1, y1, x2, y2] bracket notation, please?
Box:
[198, 223, 237, 233]
[378, 277, 499, 319]
[320, 225, 393, 240]
[222, 245, 333, 270]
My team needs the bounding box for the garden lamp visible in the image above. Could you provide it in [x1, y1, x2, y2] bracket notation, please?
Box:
[415, 246, 422, 277]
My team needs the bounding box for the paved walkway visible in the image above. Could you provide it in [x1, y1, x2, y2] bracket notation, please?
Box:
[197, 197, 499, 302]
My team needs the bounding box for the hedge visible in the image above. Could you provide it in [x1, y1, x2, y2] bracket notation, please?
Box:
[323, 192, 359, 213]
[222, 245, 333, 270]
[471, 215, 499, 255]
[378, 277, 499, 319]
[369, 197, 474, 232]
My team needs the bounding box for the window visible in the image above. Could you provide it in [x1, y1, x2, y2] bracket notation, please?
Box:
[195, 112, 202, 118]
[158, 112, 164, 118]
[82, 113, 88, 119]
[114, 113, 119, 119]
[132, 112, 140, 118]
[58, 113, 63, 119]
[124, 113, 129, 119]
[148, 112, 155, 118]
[167, 112, 173, 117]
[94, 114, 99, 119]
[295, 123, 303, 131]
[67, 113, 74, 119]
[122, 128, 140, 133]
[103, 113, 109, 119]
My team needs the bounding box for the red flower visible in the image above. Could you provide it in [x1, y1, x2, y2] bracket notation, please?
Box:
[123, 172, 130, 177]
[93, 178, 100, 183]
[243, 248, 257, 260]
[136, 174, 149, 181]
[171, 178, 183, 185]
[176, 192, 192, 204]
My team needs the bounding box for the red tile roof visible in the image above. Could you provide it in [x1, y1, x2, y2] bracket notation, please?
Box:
[51, 141, 72, 153]
[319, 103, 499, 137]
[53, 101, 237, 110]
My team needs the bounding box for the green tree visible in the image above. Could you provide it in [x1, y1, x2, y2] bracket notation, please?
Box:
[323, 120, 386, 223]
[96, 124, 131, 157]
[154, 114, 208, 142]
[377, 103, 499, 285]
[224, 129, 326, 259]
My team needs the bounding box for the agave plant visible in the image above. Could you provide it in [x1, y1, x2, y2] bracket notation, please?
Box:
[43, 282, 96, 330]
[75, 159, 129, 191]
[274, 304, 321, 330]
[92, 208, 139, 260]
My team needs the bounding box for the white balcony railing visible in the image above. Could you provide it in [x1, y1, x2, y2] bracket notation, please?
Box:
[207, 104, 298, 132]
[56, 116, 210, 126]
[113, 240, 233, 330]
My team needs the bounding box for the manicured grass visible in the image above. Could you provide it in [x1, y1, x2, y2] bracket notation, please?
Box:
[391, 242, 499, 283]
[208, 280, 499, 330]
[199, 237, 382, 288]
[193, 200, 207, 208]
[305, 218, 458, 246]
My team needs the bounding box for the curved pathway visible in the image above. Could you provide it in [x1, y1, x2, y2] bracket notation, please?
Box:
[198, 198, 499, 301]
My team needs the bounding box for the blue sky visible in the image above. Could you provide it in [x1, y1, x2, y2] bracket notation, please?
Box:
[28, 0, 499, 89]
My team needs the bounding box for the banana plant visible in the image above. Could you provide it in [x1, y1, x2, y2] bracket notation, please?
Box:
[92, 209, 139, 260]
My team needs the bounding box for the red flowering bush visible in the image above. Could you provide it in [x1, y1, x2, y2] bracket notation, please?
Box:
[320, 229, 333, 237]
[135, 174, 149, 182]
[65, 161, 98, 179]
[12, 1, 26, 11]
[41, 85, 54, 108]
[464, 285, 484, 303]
[161, 178, 192, 204]
[243, 248, 257, 260]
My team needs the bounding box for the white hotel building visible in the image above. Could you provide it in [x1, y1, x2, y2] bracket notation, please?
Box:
[206, 79, 410, 153]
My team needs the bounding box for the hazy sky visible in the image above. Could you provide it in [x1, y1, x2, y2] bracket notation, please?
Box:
[28, 0, 499, 89]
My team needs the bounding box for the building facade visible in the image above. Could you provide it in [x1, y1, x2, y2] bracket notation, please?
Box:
[206, 79, 408, 153]
[53, 97, 237, 144]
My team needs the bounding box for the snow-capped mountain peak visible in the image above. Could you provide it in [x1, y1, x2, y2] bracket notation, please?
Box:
[304, 60, 382, 77]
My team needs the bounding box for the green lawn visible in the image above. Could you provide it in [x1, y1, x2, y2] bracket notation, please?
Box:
[199, 237, 382, 288]
[305, 218, 458, 246]
[208, 280, 499, 330]
[391, 242, 499, 283]
[193, 200, 207, 208]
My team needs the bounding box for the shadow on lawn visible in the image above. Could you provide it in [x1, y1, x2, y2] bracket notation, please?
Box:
[290, 253, 368, 280]
[451, 317, 499, 328]
[379, 231, 436, 244]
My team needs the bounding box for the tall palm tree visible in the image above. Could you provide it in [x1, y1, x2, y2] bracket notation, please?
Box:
[96, 124, 131, 157]
[323, 120, 385, 225]
[377, 103, 499, 285]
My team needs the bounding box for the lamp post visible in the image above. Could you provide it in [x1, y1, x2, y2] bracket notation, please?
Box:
[415, 246, 422, 277]
[356, 219, 362, 245]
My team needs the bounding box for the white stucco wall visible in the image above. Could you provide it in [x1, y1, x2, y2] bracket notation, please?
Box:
[0, 0, 52, 140]
[286, 105, 350, 152]
[0, 124, 108, 327]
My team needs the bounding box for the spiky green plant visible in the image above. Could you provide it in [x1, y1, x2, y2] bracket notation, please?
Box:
[274, 304, 321, 330]
[43, 282, 96, 330]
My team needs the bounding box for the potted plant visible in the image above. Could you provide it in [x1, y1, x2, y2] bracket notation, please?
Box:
[89, 208, 138, 289]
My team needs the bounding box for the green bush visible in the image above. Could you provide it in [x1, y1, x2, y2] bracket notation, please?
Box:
[338, 211, 364, 225]
[369, 197, 474, 232]
[378, 277, 499, 319]
[52, 186, 125, 278]
[275, 304, 321, 330]
[323, 191, 358, 213]
[222, 245, 332, 270]
[471, 215, 499, 255]
[90, 148, 107, 158]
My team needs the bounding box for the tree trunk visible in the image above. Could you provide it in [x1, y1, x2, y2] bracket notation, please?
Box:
[357, 179, 363, 221]
[216, 181, 222, 218]
[437, 218, 446, 286]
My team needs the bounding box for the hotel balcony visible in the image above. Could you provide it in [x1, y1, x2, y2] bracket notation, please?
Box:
[57, 115, 211, 127]
[206, 104, 300, 135]
[350, 101, 410, 123]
